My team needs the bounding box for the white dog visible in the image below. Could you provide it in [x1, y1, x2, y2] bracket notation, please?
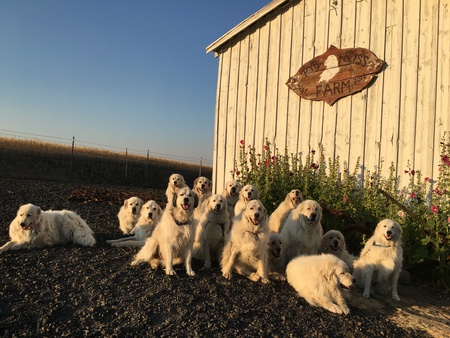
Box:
[286, 254, 355, 315]
[281, 199, 323, 265]
[268, 189, 304, 233]
[234, 184, 260, 216]
[353, 219, 403, 300]
[221, 200, 270, 283]
[319, 230, 357, 270]
[221, 180, 242, 221]
[193, 194, 230, 268]
[165, 173, 188, 203]
[117, 196, 143, 234]
[192, 176, 212, 209]
[267, 232, 286, 281]
[131, 187, 198, 276]
[107, 200, 163, 247]
[0, 203, 96, 252]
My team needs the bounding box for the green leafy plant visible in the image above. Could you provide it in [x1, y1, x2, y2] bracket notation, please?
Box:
[232, 135, 450, 288]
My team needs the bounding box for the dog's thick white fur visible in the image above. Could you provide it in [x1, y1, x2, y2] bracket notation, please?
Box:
[286, 254, 355, 315]
[192, 176, 212, 209]
[221, 180, 242, 221]
[268, 189, 304, 233]
[131, 187, 198, 276]
[165, 173, 188, 203]
[117, 196, 143, 234]
[353, 219, 403, 300]
[319, 230, 357, 270]
[267, 232, 286, 281]
[221, 200, 270, 283]
[234, 184, 260, 216]
[107, 200, 162, 247]
[0, 203, 96, 252]
[193, 194, 230, 268]
[281, 199, 324, 265]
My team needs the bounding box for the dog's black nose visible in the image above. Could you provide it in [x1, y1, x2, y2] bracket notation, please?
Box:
[20, 222, 26, 228]
[201, 184, 205, 189]
[148, 213, 153, 218]
[333, 240, 339, 246]
[276, 248, 281, 253]
[254, 213, 259, 219]
[184, 197, 190, 204]
[231, 187, 236, 193]
[387, 230, 392, 235]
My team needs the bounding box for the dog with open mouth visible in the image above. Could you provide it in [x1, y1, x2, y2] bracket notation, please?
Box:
[221, 199, 270, 283]
[286, 253, 355, 315]
[353, 218, 403, 300]
[131, 187, 198, 276]
[165, 173, 188, 204]
[0, 203, 96, 252]
[281, 199, 324, 266]
[319, 230, 357, 271]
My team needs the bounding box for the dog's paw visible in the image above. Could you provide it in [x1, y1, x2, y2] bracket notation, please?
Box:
[203, 262, 211, 269]
[362, 290, 371, 299]
[249, 273, 261, 282]
[222, 272, 232, 280]
[341, 305, 350, 315]
[268, 272, 286, 281]
[261, 277, 271, 284]
[186, 269, 196, 277]
[166, 269, 177, 276]
[392, 293, 401, 301]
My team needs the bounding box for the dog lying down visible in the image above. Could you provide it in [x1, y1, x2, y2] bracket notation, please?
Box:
[286, 254, 355, 315]
[107, 200, 163, 247]
[0, 203, 96, 252]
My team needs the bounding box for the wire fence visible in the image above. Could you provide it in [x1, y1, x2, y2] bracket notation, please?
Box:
[0, 130, 212, 189]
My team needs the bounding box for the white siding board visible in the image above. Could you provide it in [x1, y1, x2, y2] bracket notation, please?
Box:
[235, 35, 250, 154]
[415, 1, 439, 177]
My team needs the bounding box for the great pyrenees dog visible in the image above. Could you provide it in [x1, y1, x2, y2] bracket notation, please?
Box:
[267, 232, 286, 281]
[268, 189, 304, 233]
[117, 196, 143, 234]
[107, 200, 163, 247]
[221, 200, 270, 283]
[131, 187, 198, 276]
[281, 199, 323, 265]
[192, 176, 212, 209]
[319, 230, 357, 270]
[193, 194, 230, 268]
[165, 173, 188, 203]
[221, 180, 242, 221]
[234, 184, 260, 216]
[286, 254, 355, 315]
[0, 203, 96, 252]
[353, 219, 403, 300]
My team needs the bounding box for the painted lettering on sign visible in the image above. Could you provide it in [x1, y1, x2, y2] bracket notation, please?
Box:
[286, 45, 384, 105]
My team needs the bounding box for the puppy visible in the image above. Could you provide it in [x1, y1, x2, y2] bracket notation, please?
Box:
[286, 254, 355, 315]
[234, 184, 260, 216]
[221, 200, 270, 283]
[194, 194, 230, 268]
[268, 189, 304, 233]
[319, 230, 357, 270]
[117, 196, 143, 234]
[131, 187, 198, 276]
[192, 176, 212, 208]
[221, 180, 242, 221]
[353, 219, 403, 300]
[281, 199, 323, 265]
[267, 232, 286, 281]
[0, 203, 96, 252]
[107, 200, 162, 247]
[165, 173, 188, 203]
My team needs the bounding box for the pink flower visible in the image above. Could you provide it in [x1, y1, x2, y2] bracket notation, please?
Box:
[240, 140, 245, 145]
[263, 145, 268, 151]
[411, 169, 416, 176]
[398, 211, 405, 218]
[431, 205, 439, 214]
[343, 196, 348, 203]
[448, 216, 450, 224]
[425, 177, 430, 182]
[410, 192, 417, 199]
[404, 170, 409, 174]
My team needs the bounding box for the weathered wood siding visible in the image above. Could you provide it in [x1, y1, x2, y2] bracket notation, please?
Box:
[210, 0, 449, 193]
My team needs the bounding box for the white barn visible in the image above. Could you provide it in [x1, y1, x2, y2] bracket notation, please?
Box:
[206, 0, 449, 193]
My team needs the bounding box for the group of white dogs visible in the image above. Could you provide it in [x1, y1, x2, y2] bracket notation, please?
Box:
[0, 173, 403, 315]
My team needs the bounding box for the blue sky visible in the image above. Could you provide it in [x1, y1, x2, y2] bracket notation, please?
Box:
[0, 1, 270, 164]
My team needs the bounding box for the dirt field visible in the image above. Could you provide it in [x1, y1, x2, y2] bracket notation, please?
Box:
[0, 178, 449, 337]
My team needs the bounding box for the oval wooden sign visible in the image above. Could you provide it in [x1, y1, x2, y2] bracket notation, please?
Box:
[286, 45, 384, 105]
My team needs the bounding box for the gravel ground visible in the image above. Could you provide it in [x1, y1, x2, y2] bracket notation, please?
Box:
[0, 178, 447, 337]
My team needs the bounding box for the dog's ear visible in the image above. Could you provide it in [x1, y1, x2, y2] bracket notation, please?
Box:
[36, 206, 41, 218]
[192, 191, 199, 208]
[207, 178, 212, 189]
[123, 199, 128, 208]
[255, 187, 261, 200]
[193, 177, 199, 187]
